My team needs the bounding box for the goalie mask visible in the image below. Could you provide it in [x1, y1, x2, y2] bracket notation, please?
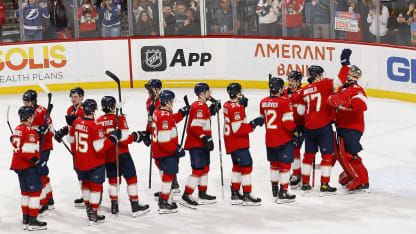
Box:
[348, 65, 362, 81]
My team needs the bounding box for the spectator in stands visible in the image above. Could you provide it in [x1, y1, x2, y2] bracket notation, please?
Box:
[15, 0, 50, 41]
[256, 0, 281, 37]
[164, 4, 176, 35]
[133, 0, 154, 22]
[175, 1, 188, 33]
[310, 0, 330, 38]
[215, 0, 240, 34]
[346, 0, 363, 41]
[177, 8, 200, 35]
[46, 0, 73, 40]
[99, 0, 121, 37]
[407, 8, 416, 45]
[78, 0, 98, 38]
[136, 10, 156, 35]
[391, 0, 415, 46]
[0, 1, 5, 37]
[281, 0, 304, 37]
[367, 0, 389, 42]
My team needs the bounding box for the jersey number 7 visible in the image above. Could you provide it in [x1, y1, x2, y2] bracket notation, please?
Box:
[303, 93, 322, 114]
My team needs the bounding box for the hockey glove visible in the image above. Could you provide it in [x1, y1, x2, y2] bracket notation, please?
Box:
[328, 93, 351, 107]
[178, 105, 190, 117]
[175, 145, 185, 157]
[65, 114, 77, 126]
[148, 104, 156, 116]
[201, 135, 214, 151]
[109, 129, 121, 144]
[29, 156, 39, 164]
[341, 48, 352, 66]
[140, 131, 151, 147]
[131, 131, 143, 143]
[54, 126, 69, 143]
[36, 125, 49, 139]
[209, 101, 221, 116]
[10, 136, 13, 143]
[250, 117, 264, 129]
[238, 95, 248, 108]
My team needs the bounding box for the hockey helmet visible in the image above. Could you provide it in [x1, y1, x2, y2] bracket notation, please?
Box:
[18, 106, 35, 121]
[159, 90, 175, 106]
[269, 77, 284, 94]
[194, 83, 210, 96]
[145, 79, 162, 90]
[101, 96, 116, 113]
[83, 99, 98, 115]
[226, 83, 242, 98]
[348, 65, 362, 81]
[70, 87, 84, 97]
[22, 89, 37, 102]
[288, 71, 303, 82]
[308, 65, 324, 79]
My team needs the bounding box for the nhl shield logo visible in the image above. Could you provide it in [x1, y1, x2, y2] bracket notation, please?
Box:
[141, 46, 167, 72]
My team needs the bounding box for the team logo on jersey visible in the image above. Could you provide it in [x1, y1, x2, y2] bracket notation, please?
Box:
[197, 110, 203, 118]
[29, 134, 36, 142]
[234, 112, 241, 120]
[141, 46, 167, 72]
[25, 9, 40, 20]
[162, 121, 169, 129]
[98, 130, 105, 138]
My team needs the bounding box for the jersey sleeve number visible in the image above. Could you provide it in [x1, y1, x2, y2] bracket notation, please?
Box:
[304, 93, 321, 114]
[264, 109, 277, 129]
[74, 132, 88, 153]
[224, 117, 231, 136]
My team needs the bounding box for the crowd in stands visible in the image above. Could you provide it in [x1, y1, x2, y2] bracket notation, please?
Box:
[1, 0, 416, 46]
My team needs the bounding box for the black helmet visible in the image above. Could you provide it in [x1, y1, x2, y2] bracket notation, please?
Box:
[70, 87, 84, 97]
[83, 99, 97, 115]
[288, 71, 303, 82]
[159, 90, 175, 106]
[194, 82, 210, 96]
[226, 83, 242, 98]
[308, 65, 324, 79]
[101, 96, 116, 113]
[22, 90, 37, 102]
[145, 79, 162, 90]
[18, 106, 35, 121]
[269, 77, 284, 94]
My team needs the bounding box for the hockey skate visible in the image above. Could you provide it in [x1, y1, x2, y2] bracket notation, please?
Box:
[111, 200, 119, 215]
[320, 183, 337, 196]
[87, 206, 105, 225]
[290, 174, 302, 189]
[27, 216, 47, 231]
[38, 204, 49, 217]
[171, 176, 181, 194]
[74, 197, 85, 208]
[22, 214, 29, 230]
[301, 183, 312, 196]
[47, 198, 55, 210]
[198, 190, 217, 205]
[276, 188, 296, 204]
[158, 198, 178, 214]
[242, 192, 262, 206]
[271, 182, 279, 198]
[181, 191, 198, 207]
[154, 192, 161, 201]
[347, 182, 370, 194]
[130, 200, 150, 217]
[230, 186, 244, 205]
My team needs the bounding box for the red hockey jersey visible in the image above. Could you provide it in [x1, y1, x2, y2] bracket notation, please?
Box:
[68, 117, 114, 171]
[66, 104, 84, 117]
[96, 114, 134, 163]
[223, 101, 253, 154]
[10, 124, 40, 170]
[284, 87, 305, 126]
[32, 105, 53, 151]
[260, 96, 296, 147]
[184, 101, 212, 150]
[146, 97, 161, 132]
[151, 108, 184, 158]
[329, 66, 368, 133]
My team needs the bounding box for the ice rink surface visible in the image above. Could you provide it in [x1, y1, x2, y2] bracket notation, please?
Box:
[0, 88, 415, 234]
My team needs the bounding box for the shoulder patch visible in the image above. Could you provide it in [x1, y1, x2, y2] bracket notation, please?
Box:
[98, 130, 105, 138]
[162, 120, 169, 129]
[234, 112, 241, 120]
[29, 134, 36, 142]
[197, 110, 203, 118]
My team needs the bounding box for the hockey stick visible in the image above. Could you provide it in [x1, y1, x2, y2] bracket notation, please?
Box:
[214, 98, 225, 199]
[7, 105, 13, 134]
[179, 95, 190, 148]
[106, 71, 122, 196]
[38, 89, 53, 159]
[268, 73, 272, 96]
[145, 84, 156, 189]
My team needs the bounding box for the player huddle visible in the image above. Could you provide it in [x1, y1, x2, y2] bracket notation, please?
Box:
[9, 49, 369, 230]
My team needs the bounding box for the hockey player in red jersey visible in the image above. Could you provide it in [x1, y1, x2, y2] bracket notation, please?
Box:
[10, 106, 47, 231]
[223, 83, 262, 205]
[297, 65, 345, 194]
[96, 96, 150, 216]
[67, 99, 122, 224]
[260, 77, 298, 203]
[54, 87, 85, 207]
[283, 71, 305, 188]
[22, 90, 55, 215]
[151, 90, 189, 214]
[182, 83, 221, 206]
[328, 49, 369, 191]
